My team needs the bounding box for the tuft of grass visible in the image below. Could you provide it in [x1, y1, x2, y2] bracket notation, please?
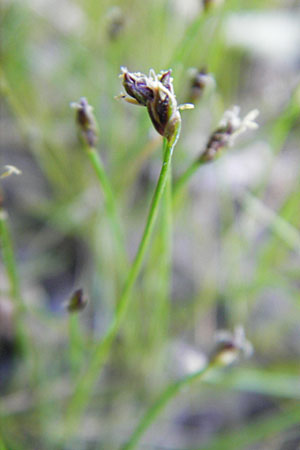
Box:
[1, 0, 300, 449]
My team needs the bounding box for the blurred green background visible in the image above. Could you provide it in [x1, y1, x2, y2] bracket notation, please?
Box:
[1, 0, 300, 449]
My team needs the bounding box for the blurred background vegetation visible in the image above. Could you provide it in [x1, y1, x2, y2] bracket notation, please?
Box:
[1, 0, 300, 449]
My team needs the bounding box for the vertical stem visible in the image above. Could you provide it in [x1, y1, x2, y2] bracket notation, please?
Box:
[68, 314, 84, 378]
[0, 437, 7, 450]
[0, 210, 41, 385]
[85, 146, 127, 276]
[0, 68, 29, 131]
[62, 136, 177, 439]
[0, 210, 27, 351]
[152, 139, 173, 345]
[160, 167, 172, 335]
[0, 212, 21, 304]
[164, 159, 172, 288]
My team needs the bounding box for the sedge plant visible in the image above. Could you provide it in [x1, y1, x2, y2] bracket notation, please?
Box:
[3, 3, 298, 448]
[0, 168, 28, 354]
[62, 68, 194, 438]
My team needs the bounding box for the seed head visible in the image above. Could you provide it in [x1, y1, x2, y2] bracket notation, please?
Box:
[188, 67, 215, 103]
[66, 288, 88, 313]
[211, 326, 253, 366]
[200, 106, 259, 162]
[71, 97, 98, 147]
[119, 67, 193, 144]
[107, 7, 125, 40]
[203, 0, 224, 12]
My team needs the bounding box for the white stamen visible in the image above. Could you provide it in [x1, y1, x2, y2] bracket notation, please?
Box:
[0, 165, 22, 179]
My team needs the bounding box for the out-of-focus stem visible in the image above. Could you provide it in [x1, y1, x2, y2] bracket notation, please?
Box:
[68, 314, 84, 378]
[85, 145, 127, 274]
[0, 210, 28, 352]
[173, 159, 205, 204]
[0, 437, 7, 450]
[123, 364, 212, 450]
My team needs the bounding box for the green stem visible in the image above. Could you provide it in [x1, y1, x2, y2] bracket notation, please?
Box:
[255, 82, 300, 198]
[0, 68, 29, 130]
[156, 144, 172, 342]
[0, 437, 7, 450]
[0, 210, 27, 351]
[0, 210, 40, 387]
[85, 146, 127, 273]
[147, 139, 173, 350]
[199, 403, 300, 450]
[68, 314, 84, 378]
[123, 364, 212, 450]
[169, 13, 206, 69]
[63, 136, 178, 439]
[173, 159, 205, 203]
[0, 211, 21, 307]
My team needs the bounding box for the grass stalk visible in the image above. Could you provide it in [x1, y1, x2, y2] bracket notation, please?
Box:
[0, 210, 28, 352]
[173, 159, 205, 204]
[0, 68, 29, 130]
[84, 145, 127, 275]
[146, 139, 173, 351]
[154, 146, 173, 344]
[160, 166, 172, 335]
[68, 314, 85, 378]
[122, 363, 212, 450]
[0, 438, 7, 450]
[0, 211, 22, 308]
[200, 403, 300, 450]
[62, 135, 179, 439]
